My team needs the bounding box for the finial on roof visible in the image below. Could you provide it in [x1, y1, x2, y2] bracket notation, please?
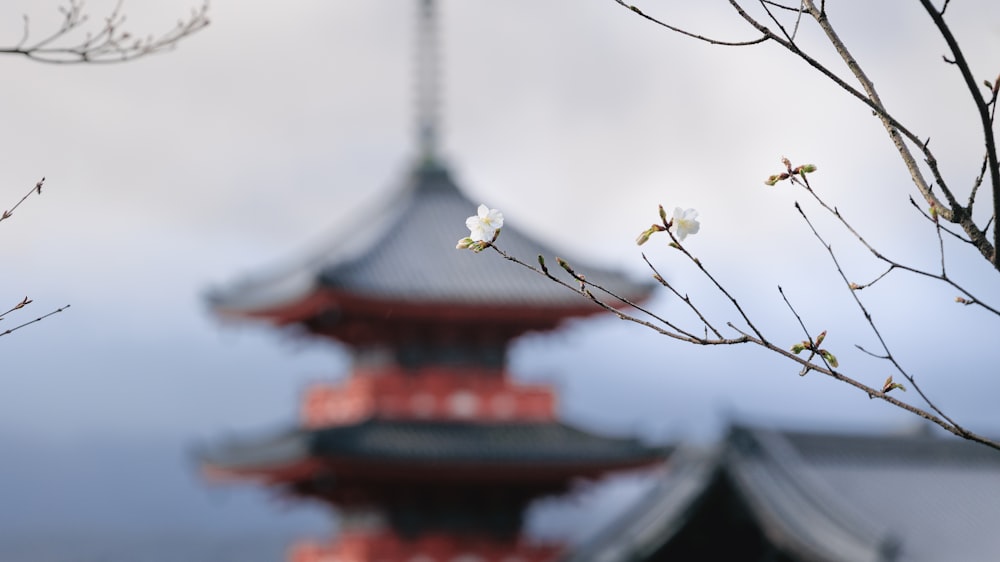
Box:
[416, 0, 441, 165]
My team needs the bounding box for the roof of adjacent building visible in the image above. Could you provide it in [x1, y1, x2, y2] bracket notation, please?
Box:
[566, 424, 1000, 562]
[203, 418, 669, 484]
[206, 161, 652, 322]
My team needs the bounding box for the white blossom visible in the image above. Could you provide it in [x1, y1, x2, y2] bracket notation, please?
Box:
[671, 207, 700, 241]
[465, 204, 504, 242]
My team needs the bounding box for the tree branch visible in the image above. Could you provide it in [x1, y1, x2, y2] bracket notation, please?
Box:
[0, 177, 44, 224]
[0, 0, 209, 64]
[481, 239, 1000, 451]
[613, 1, 768, 47]
[0, 304, 71, 337]
[918, 0, 1000, 269]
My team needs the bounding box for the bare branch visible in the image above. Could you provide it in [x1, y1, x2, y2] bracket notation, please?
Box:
[793, 201, 969, 433]
[642, 253, 723, 339]
[909, 196, 970, 245]
[756, 0, 804, 45]
[918, 0, 1000, 268]
[0, 177, 44, 224]
[618, 0, 998, 264]
[614, 1, 768, 47]
[777, 286, 827, 376]
[796, 2, 957, 212]
[0, 304, 70, 337]
[505, 1, 1000, 450]
[731, 322, 1000, 450]
[480, 239, 1000, 451]
[760, 1, 803, 14]
[784, 168, 1000, 317]
[725, 0, 998, 264]
[0, 1, 209, 64]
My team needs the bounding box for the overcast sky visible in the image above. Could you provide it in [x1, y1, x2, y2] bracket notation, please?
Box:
[1, 0, 998, 556]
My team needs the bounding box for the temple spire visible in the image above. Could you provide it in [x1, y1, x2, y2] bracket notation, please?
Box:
[416, 0, 441, 165]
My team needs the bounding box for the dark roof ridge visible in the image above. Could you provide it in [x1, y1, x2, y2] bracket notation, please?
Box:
[725, 425, 898, 562]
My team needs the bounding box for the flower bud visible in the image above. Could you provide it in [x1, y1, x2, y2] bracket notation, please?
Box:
[814, 330, 826, 347]
[820, 350, 839, 368]
[556, 257, 581, 280]
[765, 174, 788, 186]
[882, 375, 906, 393]
[456, 237, 474, 250]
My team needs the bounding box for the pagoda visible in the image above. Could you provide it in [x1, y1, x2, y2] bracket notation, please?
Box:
[201, 2, 666, 561]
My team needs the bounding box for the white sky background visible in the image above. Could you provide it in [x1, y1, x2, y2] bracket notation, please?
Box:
[0, 0, 998, 549]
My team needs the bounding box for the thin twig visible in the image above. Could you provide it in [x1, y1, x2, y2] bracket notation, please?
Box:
[642, 253, 723, 339]
[0, 304, 71, 337]
[613, 1, 768, 47]
[793, 202, 963, 430]
[489, 244, 745, 346]
[479, 236, 1000, 450]
[757, 0, 800, 45]
[0, 178, 44, 224]
[0, 0, 209, 64]
[777, 286, 824, 376]
[791, 174, 1000, 317]
[727, 323, 1000, 450]
[909, 196, 970, 245]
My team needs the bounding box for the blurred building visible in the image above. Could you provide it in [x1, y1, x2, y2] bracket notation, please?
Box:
[199, 4, 667, 557]
[201, 155, 666, 561]
[565, 424, 1000, 562]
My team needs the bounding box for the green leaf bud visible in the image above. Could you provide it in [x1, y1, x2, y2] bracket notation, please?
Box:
[820, 350, 839, 368]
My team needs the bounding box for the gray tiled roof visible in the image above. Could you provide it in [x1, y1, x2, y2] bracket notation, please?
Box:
[208, 161, 652, 315]
[773, 427, 1000, 562]
[566, 424, 1000, 562]
[203, 419, 669, 473]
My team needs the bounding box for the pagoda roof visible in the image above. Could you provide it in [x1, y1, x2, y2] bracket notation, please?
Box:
[202, 418, 669, 485]
[566, 424, 1000, 562]
[207, 161, 652, 324]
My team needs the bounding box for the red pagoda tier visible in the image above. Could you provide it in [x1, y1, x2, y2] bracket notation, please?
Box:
[202, 160, 668, 562]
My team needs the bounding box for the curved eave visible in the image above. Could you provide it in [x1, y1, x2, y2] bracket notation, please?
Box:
[206, 161, 654, 329]
[562, 447, 718, 562]
[204, 457, 324, 484]
[210, 286, 333, 326]
[722, 426, 900, 562]
[212, 285, 648, 337]
[213, 456, 666, 488]
[200, 420, 670, 487]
